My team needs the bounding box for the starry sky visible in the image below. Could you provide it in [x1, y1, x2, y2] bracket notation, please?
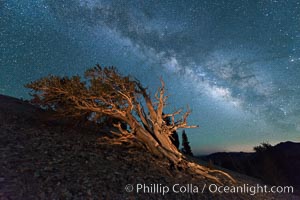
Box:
[1, 0, 300, 154]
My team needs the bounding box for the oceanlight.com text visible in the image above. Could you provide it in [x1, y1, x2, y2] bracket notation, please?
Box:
[208, 184, 294, 196]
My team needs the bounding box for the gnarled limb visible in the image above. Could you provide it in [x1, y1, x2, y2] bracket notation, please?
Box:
[26, 66, 235, 185]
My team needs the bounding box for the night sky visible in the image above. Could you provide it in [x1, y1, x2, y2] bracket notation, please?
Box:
[1, 0, 300, 154]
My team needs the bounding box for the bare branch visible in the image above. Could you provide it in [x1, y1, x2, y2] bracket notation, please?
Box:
[135, 81, 157, 121]
[113, 122, 130, 136]
[156, 78, 165, 124]
[26, 66, 205, 179]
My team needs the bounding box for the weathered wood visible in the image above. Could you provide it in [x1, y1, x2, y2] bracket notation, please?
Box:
[26, 66, 235, 184]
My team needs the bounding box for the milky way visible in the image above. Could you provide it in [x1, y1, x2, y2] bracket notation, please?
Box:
[1, 0, 300, 154]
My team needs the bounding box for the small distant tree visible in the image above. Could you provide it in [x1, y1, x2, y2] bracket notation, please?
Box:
[253, 142, 272, 153]
[171, 131, 180, 149]
[181, 130, 193, 156]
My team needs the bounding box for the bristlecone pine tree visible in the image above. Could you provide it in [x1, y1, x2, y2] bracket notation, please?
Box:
[26, 65, 235, 184]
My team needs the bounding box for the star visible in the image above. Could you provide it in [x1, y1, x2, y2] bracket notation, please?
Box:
[1, 0, 299, 154]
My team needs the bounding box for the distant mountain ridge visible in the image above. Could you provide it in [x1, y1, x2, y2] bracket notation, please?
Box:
[1, 94, 299, 199]
[201, 141, 300, 194]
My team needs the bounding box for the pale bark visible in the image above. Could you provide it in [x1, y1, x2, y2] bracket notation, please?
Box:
[26, 66, 235, 184]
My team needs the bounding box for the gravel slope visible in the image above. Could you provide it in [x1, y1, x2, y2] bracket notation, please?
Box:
[0, 94, 299, 200]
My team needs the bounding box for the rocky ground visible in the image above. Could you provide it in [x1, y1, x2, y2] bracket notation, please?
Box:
[0, 94, 299, 200]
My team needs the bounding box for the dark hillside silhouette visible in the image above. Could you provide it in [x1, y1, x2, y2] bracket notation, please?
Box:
[201, 141, 300, 193]
[1, 94, 299, 199]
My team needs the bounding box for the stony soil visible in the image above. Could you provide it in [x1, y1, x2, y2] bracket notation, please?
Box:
[0, 94, 299, 200]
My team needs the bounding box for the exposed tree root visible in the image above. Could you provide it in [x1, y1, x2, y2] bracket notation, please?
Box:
[181, 160, 236, 185]
[98, 134, 236, 186]
[208, 169, 237, 184]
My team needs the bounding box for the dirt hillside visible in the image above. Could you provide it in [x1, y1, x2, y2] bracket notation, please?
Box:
[0, 94, 298, 200]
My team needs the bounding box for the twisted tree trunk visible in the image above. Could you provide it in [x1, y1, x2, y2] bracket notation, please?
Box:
[26, 66, 235, 185]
